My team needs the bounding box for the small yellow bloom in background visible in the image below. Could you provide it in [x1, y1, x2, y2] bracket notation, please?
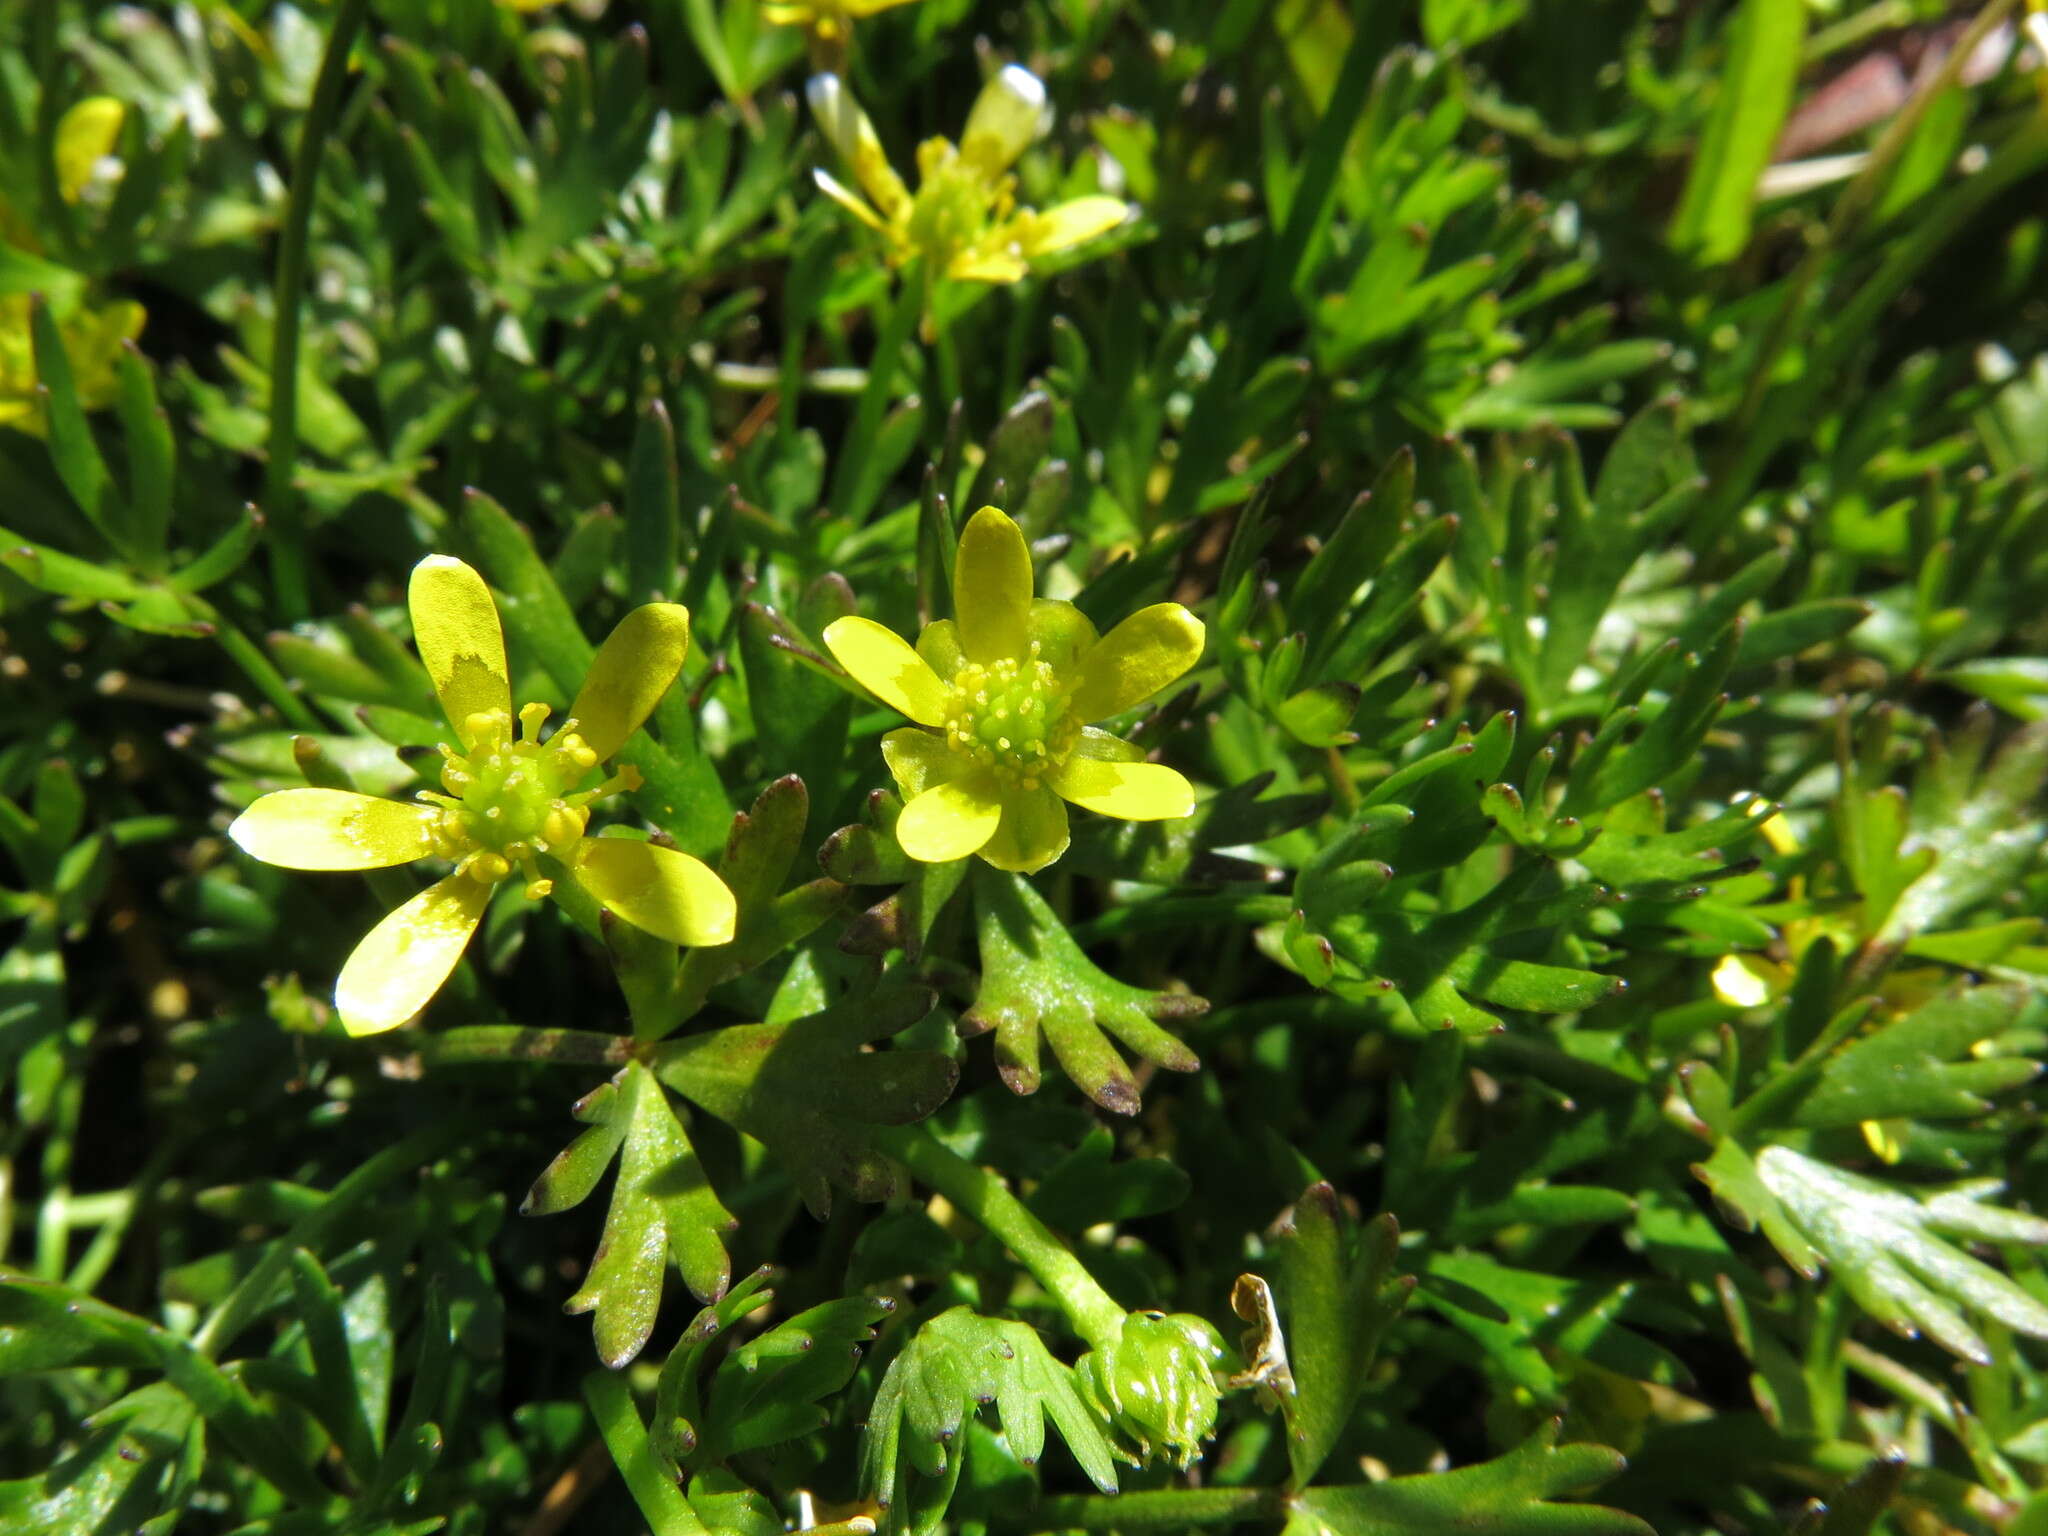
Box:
[807, 66, 1132, 286]
[764, 0, 923, 42]
[0, 293, 145, 437]
[824, 507, 1203, 874]
[230, 557, 736, 1036]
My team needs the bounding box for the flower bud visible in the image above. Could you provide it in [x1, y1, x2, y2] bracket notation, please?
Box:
[1077, 1312, 1224, 1469]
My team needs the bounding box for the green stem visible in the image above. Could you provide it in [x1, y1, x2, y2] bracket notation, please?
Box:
[416, 1025, 634, 1070]
[264, 0, 371, 623]
[868, 1122, 1126, 1352]
[1029, 1487, 1288, 1531]
[185, 594, 320, 733]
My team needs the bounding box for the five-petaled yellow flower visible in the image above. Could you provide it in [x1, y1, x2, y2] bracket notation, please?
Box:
[824, 507, 1203, 874]
[807, 65, 1131, 286]
[230, 557, 736, 1037]
[764, 0, 922, 41]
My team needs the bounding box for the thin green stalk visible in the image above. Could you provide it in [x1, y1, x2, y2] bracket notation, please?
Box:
[1029, 1487, 1288, 1531]
[265, 0, 371, 622]
[185, 594, 320, 732]
[416, 1025, 634, 1070]
[868, 1122, 1126, 1351]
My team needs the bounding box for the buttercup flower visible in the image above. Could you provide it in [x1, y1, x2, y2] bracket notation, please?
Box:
[764, 0, 922, 41]
[230, 557, 736, 1036]
[823, 507, 1203, 874]
[0, 97, 143, 437]
[806, 66, 1131, 285]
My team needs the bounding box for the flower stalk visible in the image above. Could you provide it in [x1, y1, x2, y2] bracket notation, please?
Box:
[866, 1121, 1125, 1351]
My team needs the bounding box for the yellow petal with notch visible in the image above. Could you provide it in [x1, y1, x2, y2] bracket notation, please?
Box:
[409, 555, 510, 746]
[897, 775, 1002, 862]
[575, 838, 737, 948]
[953, 507, 1033, 664]
[231, 789, 440, 871]
[334, 873, 492, 1036]
[1070, 603, 1205, 722]
[573, 603, 690, 762]
[979, 784, 1070, 873]
[1051, 758, 1195, 822]
[824, 616, 948, 725]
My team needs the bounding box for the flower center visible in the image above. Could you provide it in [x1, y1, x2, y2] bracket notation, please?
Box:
[940, 643, 1079, 789]
[907, 140, 1009, 265]
[423, 703, 640, 897]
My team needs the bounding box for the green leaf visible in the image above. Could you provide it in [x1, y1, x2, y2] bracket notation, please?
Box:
[655, 984, 956, 1217]
[1289, 1420, 1649, 1536]
[1784, 984, 2039, 1129]
[1267, 1183, 1411, 1488]
[31, 295, 124, 554]
[969, 865, 1204, 1114]
[585, 1368, 710, 1536]
[1028, 1127, 1191, 1231]
[1667, 0, 1805, 264]
[1421, 1250, 1689, 1399]
[552, 1061, 736, 1368]
[1709, 1143, 2048, 1364]
[0, 1382, 201, 1535]
[626, 397, 681, 604]
[698, 1293, 895, 1460]
[862, 1307, 1119, 1533]
[668, 774, 850, 1031]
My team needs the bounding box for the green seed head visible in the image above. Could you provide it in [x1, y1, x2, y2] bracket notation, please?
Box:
[940, 643, 1080, 788]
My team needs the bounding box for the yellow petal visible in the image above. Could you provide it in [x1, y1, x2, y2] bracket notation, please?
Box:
[230, 789, 439, 871]
[948, 247, 1031, 285]
[916, 618, 966, 683]
[1051, 758, 1195, 822]
[55, 97, 124, 205]
[813, 167, 887, 233]
[1712, 953, 1784, 1009]
[979, 784, 1070, 873]
[409, 555, 509, 746]
[824, 616, 948, 725]
[1071, 725, 1146, 763]
[573, 603, 690, 761]
[961, 65, 1045, 177]
[1028, 598, 1098, 672]
[953, 506, 1033, 664]
[1070, 602, 1205, 722]
[897, 775, 1002, 863]
[806, 74, 910, 219]
[1019, 196, 1131, 256]
[846, 0, 924, 14]
[334, 873, 491, 1037]
[881, 727, 964, 800]
[575, 838, 738, 948]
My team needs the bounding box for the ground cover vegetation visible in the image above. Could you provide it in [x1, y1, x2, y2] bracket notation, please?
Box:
[4, 0, 2048, 1532]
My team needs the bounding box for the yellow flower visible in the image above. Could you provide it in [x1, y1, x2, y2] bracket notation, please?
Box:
[823, 507, 1203, 874]
[806, 66, 1132, 285]
[0, 293, 145, 437]
[230, 557, 736, 1036]
[0, 97, 143, 437]
[764, 0, 923, 41]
